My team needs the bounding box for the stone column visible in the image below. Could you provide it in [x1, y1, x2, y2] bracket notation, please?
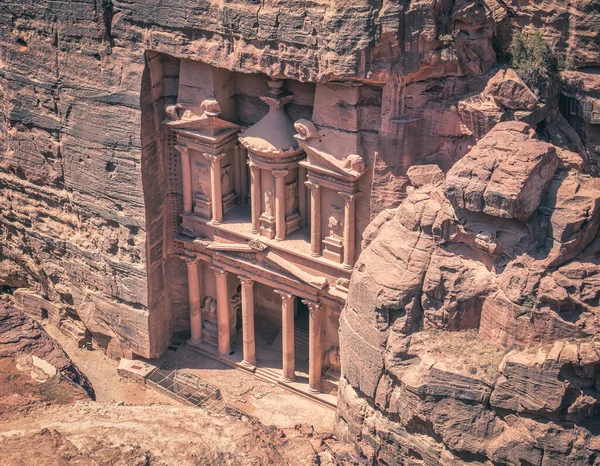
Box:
[241, 147, 249, 203]
[339, 192, 360, 269]
[298, 166, 308, 227]
[234, 145, 243, 204]
[213, 268, 230, 356]
[205, 153, 225, 224]
[305, 181, 321, 257]
[275, 290, 295, 382]
[248, 161, 261, 234]
[185, 257, 202, 344]
[273, 170, 288, 241]
[303, 300, 323, 393]
[176, 145, 192, 214]
[239, 276, 256, 368]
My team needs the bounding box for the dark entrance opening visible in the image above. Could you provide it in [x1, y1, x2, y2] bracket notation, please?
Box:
[41, 308, 48, 320]
[294, 299, 310, 370]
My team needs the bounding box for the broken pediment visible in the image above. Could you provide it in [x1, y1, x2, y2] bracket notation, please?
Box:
[170, 116, 240, 145]
[294, 119, 366, 181]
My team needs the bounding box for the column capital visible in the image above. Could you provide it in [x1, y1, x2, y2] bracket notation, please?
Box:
[338, 191, 361, 202]
[209, 266, 228, 276]
[239, 276, 254, 287]
[174, 144, 189, 156]
[305, 180, 321, 191]
[180, 255, 199, 265]
[301, 299, 322, 312]
[272, 169, 289, 178]
[274, 290, 294, 302]
[247, 160, 260, 172]
[204, 152, 226, 163]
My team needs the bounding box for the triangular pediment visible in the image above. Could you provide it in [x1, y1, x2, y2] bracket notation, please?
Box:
[207, 243, 328, 290]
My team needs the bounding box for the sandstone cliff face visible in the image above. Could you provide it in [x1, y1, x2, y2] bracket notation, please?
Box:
[1, 0, 599, 398]
[338, 120, 600, 464]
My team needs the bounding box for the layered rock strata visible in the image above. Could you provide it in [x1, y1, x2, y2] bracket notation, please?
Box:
[338, 120, 600, 464]
[1, 0, 599, 401]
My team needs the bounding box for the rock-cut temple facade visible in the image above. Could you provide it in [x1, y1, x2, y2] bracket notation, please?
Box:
[163, 61, 373, 401]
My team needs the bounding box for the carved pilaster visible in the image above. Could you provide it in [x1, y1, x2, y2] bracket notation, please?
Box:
[175, 145, 192, 214]
[339, 192, 361, 269]
[272, 170, 289, 241]
[204, 152, 226, 224]
[305, 181, 322, 257]
[248, 161, 261, 234]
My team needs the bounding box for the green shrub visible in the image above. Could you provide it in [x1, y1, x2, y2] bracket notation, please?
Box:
[509, 30, 572, 97]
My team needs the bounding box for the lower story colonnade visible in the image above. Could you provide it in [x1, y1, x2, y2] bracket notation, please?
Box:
[182, 255, 327, 395]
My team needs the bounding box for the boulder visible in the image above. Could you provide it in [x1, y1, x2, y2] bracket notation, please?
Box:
[445, 121, 559, 221]
[483, 68, 538, 111]
[406, 164, 445, 187]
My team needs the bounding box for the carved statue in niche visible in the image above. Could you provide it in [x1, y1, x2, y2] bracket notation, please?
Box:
[285, 181, 297, 216]
[264, 188, 274, 217]
[328, 205, 344, 239]
[221, 165, 232, 196]
[194, 163, 210, 198]
[202, 296, 217, 319]
[323, 347, 341, 374]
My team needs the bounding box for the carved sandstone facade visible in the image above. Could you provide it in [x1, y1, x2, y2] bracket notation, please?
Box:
[162, 66, 373, 401]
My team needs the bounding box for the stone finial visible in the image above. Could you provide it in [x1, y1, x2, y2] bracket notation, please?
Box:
[200, 97, 221, 118]
[294, 119, 319, 141]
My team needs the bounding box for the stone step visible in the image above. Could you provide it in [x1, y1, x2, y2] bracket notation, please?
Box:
[254, 366, 281, 385]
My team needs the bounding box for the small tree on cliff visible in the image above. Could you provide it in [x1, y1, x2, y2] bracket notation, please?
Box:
[509, 30, 571, 97]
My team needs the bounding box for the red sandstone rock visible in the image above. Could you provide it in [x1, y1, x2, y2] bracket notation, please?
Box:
[445, 121, 559, 221]
[483, 68, 538, 111]
[339, 117, 600, 463]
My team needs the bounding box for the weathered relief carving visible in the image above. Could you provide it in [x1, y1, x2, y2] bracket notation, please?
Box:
[328, 205, 344, 239]
[202, 296, 217, 319]
[285, 181, 297, 216]
[221, 164, 232, 196]
[194, 163, 210, 197]
[264, 188, 274, 218]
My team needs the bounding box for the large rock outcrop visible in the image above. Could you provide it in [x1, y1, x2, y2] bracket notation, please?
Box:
[338, 121, 600, 464]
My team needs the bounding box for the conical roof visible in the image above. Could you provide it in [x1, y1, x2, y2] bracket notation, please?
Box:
[238, 80, 303, 158]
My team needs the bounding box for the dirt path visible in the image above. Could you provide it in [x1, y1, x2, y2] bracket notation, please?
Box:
[42, 323, 174, 406]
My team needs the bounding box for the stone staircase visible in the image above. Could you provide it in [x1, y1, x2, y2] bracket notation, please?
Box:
[254, 366, 282, 385]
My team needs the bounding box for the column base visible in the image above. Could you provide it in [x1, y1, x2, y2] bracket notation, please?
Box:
[308, 386, 321, 394]
[310, 252, 321, 258]
[241, 360, 257, 370]
[210, 219, 222, 226]
[217, 350, 230, 357]
[275, 236, 285, 242]
[343, 263, 354, 270]
[280, 375, 296, 383]
[187, 338, 203, 347]
[251, 228, 259, 234]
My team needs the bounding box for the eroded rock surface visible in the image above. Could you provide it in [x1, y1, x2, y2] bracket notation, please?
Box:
[339, 120, 600, 464]
[0, 302, 94, 413]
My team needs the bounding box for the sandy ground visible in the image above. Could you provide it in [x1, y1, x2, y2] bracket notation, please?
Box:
[163, 345, 336, 433]
[42, 322, 174, 406]
[0, 401, 340, 466]
[42, 323, 335, 433]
